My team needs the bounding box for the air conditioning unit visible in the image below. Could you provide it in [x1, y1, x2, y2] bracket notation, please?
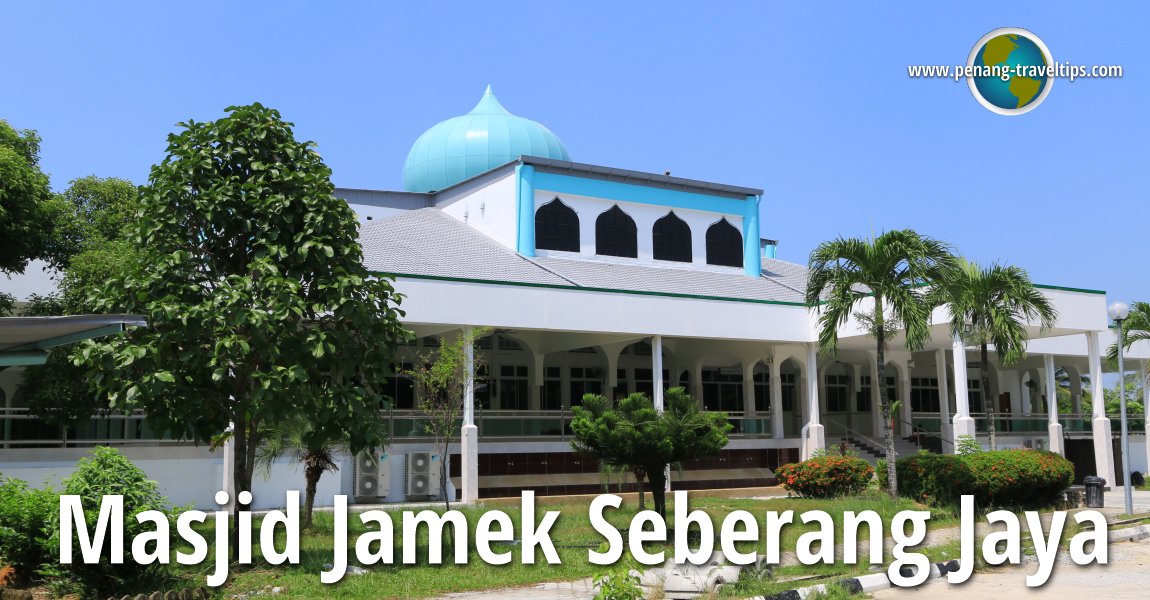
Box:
[354, 450, 390, 500]
[405, 452, 442, 499]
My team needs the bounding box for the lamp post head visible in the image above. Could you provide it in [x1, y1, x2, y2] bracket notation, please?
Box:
[1108, 301, 1130, 323]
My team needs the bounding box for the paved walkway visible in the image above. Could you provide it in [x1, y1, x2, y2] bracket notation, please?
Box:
[873, 537, 1150, 599]
[427, 490, 1150, 599]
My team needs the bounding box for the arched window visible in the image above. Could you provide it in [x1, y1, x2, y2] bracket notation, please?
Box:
[535, 198, 579, 252]
[595, 205, 637, 258]
[706, 218, 743, 267]
[652, 211, 692, 262]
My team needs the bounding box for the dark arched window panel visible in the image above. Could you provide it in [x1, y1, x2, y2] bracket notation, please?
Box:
[595, 205, 637, 258]
[535, 198, 579, 252]
[652, 211, 692, 262]
[706, 218, 743, 267]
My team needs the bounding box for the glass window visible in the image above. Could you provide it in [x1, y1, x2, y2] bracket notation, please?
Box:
[705, 218, 743, 267]
[542, 366, 562, 411]
[570, 367, 604, 407]
[498, 365, 529, 410]
[386, 362, 415, 409]
[702, 369, 743, 413]
[595, 205, 638, 258]
[535, 198, 579, 252]
[753, 371, 770, 413]
[910, 377, 941, 413]
[653, 211, 692, 262]
[825, 374, 849, 412]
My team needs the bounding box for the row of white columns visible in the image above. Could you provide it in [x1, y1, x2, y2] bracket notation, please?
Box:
[458, 328, 1128, 503]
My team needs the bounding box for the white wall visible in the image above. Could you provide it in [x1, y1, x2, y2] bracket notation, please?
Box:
[438, 172, 519, 250]
[1, 446, 345, 511]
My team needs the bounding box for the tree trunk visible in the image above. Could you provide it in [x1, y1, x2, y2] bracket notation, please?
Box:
[982, 344, 996, 450]
[648, 466, 668, 519]
[441, 443, 451, 511]
[876, 298, 898, 498]
[633, 468, 646, 510]
[304, 463, 322, 529]
[231, 419, 256, 561]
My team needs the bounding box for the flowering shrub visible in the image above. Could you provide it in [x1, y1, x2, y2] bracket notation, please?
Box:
[894, 452, 976, 507]
[776, 456, 874, 498]
[965, 449, 1074, 508]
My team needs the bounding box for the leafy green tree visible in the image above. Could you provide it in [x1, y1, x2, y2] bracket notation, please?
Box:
[0, 119, 53, 274]
[42, 175, 139, 271]
[570, 387, 732, 518]
[933, 259, 1057, 450]
[403, 328, 488, 509]
[805, 230, 958, 497]
[76, 104, 408, 529]
[17, 177, 143, 429]
[256, 414, 345, 529]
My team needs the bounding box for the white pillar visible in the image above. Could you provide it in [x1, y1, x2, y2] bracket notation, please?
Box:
[1144, 359, 1149, 477]
[461, 327, 479, 504]
[1087, 331, 1116, 485]
[898, 364, 912, 435]
[652, 335, 664, 413]
[769, 357, 784, 439]
[652, 335, 670, 491]
[804, 343, 825, 457]
[936, 349, 953, 452]
[951, 335, 976, 441]
[1044, 354, 1064, 455]
[742, 361, 757, 417]
[530, 351, 545, 410]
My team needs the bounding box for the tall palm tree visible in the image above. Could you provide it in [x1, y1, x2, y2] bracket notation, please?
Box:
[257, 414, 346, 528]
[806, 229, 958, 497]
[933, 259, 1058, 450]
[1108, 301, 1150, 384]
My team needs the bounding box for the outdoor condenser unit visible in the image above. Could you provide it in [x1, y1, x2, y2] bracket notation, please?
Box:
[354, 450, 390, 499]
[405, 452, 442, 498]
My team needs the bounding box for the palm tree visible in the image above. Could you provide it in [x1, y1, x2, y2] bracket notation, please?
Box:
[933, 259, 1058, 450]
[257, 414, 346, 529]
[1108, 301, 1150, 387]
[806, 229, 958, 497]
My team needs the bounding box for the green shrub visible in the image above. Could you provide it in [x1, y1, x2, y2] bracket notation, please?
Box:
[776, 456, 874, 498]
[0, 476, 58, 585]
[956, 435, 982, 457]
[55, 446, 177, 596]
[965, 449, 1074, 508]
[895, 452, 975, 507]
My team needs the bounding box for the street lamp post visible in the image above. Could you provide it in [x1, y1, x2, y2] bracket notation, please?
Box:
[1109, 301, 1132, 515]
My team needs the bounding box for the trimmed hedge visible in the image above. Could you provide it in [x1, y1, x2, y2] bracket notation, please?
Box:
[892, 452, 976, 507]
[965, 449, 1074, 508]
[776, 456, 874, 498]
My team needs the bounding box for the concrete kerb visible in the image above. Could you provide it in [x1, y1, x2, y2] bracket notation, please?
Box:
[750, 522, 1150, 600]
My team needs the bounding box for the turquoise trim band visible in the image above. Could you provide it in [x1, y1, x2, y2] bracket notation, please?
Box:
[743, 195, 761, 276]
[533, 171, 748, 215]
[516, 164, 536, 256]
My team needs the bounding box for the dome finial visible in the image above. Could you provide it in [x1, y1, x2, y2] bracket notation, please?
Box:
[470, 85, 509, 115]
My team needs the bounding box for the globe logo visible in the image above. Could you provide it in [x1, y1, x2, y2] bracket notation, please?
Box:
[967, 28, 1054, 115]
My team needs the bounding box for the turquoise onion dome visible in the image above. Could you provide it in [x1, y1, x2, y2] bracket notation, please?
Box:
[402, 86, 571, 192]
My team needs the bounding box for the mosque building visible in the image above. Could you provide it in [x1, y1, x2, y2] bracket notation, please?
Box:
[3, 87, 1148, 507]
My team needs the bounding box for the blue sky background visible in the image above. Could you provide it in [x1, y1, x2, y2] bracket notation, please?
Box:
[2, 2, 1146, 306]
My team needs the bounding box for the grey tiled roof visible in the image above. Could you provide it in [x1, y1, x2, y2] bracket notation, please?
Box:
[359, 208, 809, 304]
[359, 209, 574, 286]
[532, 257, 806, 303]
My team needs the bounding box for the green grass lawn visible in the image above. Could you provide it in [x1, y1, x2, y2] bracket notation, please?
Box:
[182, 493, 959, 599]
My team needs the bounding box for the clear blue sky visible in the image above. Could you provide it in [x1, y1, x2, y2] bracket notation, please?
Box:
[2, 2, 1146, 305]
